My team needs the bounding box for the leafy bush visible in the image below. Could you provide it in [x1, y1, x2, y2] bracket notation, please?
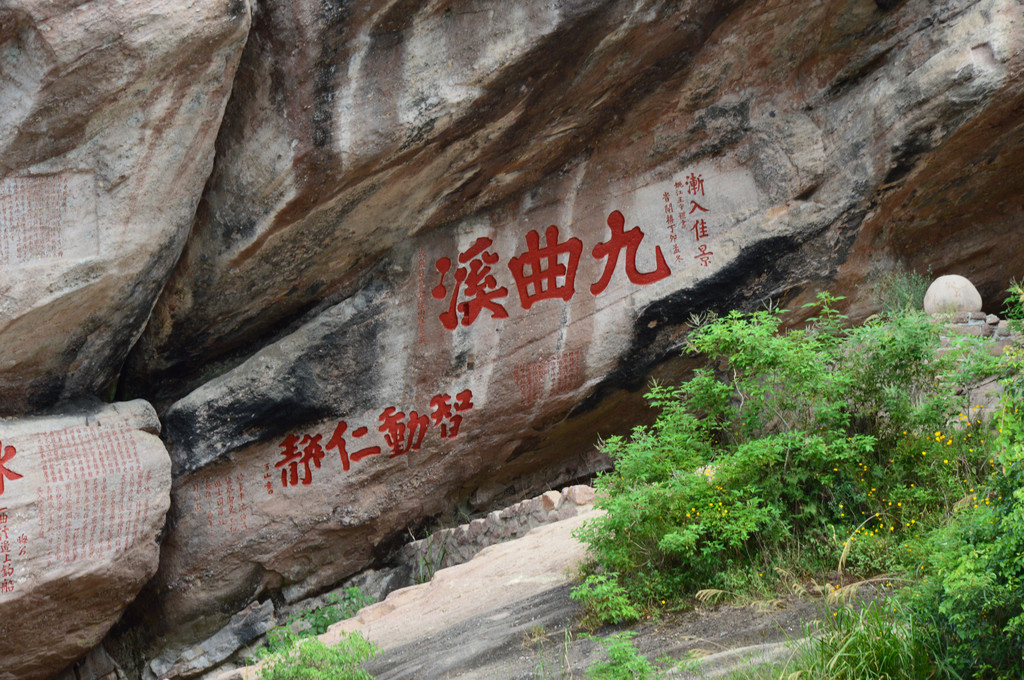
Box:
[1001, 279, 1024, 328]
[569, 573, 642, 628]
[258, 629, 378, 680]
[904, 323, 1024, 680]
[909, 469, 1024, 679]
[586, 632, 661, 680]
[576, 294, 999, 602]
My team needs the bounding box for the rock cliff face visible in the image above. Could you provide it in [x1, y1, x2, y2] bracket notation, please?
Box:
[0, 0, 1022, 678]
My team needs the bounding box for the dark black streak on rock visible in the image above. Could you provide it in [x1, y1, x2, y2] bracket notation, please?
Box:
[827, 47, 893, 99]
[162, 299, 385, 478]
[883, 123, 936, 186]
[506, 435, 544, 464]
[570, 207, 867, 419]
[312, 0, 351, 149]
[368, 0, 419, 40]
[678, 100, 752, 168]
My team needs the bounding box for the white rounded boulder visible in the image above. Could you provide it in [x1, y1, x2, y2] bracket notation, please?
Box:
[923, 275, 983, 314]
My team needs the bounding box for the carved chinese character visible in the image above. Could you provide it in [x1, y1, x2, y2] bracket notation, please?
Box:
[378, 408, 430, 458]
[590, 211, 671, 295]
[685, 172, 705, 196]
[325, 422, 382, 471]
[274, 434, 324, 487]
[694, 243, 713, 267]
[691, 219, 709, 241]
[429, 389, 474, 439]
[432, 237, 509, 330]
[429, 394, 459, 438]
[403, 412, 430, 455]
[0, 444, 23, 496]
[455, 389, 474, 412]
[507, 226, 583, 310]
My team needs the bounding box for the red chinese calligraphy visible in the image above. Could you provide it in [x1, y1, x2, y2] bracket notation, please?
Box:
[429, 389, 474, 438]
[691, 219, 709, 241]
[590, 210, 671, 295]
[664, 190, 683, 264]
[35, 426, 149, 563]
[275, 434, 325, 487]
[513, 353, 582, 406]
[0, 508, 10, 593]
[416, 249, 428, 345]
[271, 388, 475, 485]
[326, 422, 382, 471]
[685, 172, 705, 196]
[191, 474, 249, 532]
[695, 243, 714, 267]
[378, 408, 431, 458]
[677, 174, 712, 265]
[377, 408, 407, 457]
[0, 443, 23, 496]
[507, 226, 583, 309]
[432, 237, 509, 330]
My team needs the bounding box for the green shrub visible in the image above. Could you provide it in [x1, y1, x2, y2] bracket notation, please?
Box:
[570, 573, 642, 628]
[576, 294, 999, 603]
[909, 469, 1024, 679]
[904, 333, 1024, 679]
[1001, 279, 1024, 329]
[258, 629, 378, 680]
[586, 632, 661, 680]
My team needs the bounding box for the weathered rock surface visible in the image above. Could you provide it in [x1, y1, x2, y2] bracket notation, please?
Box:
[0, 0, 1018, 675]
[209, 504, 821, 680]
[210, 506, 601, 680]
[923, 274, 984, 314]
[148, 600, 275, 680]
[111, 2, 1024, 673]
[0, 400, 171, 680]
[0, 0, 250, 415]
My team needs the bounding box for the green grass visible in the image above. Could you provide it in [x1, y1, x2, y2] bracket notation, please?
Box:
[257, 630, 378, 680]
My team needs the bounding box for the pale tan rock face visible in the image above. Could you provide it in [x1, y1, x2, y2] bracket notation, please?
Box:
[114, 1, 1024, 674]
[0, 400, 171, 680]
[0, 0, 251, 415]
